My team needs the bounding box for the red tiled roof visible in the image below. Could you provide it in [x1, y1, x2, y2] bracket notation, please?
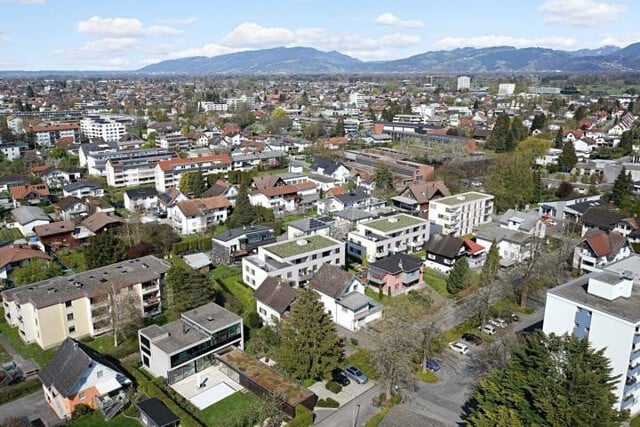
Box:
[34, 220, 74, 238]
[10, 184, 50, 200]
[157, 154, 230, 172]
[29, 123, 78, 132]
[176, 196, 231, 216]
[260, 184, 299, 197]
[326, 186, 347, 197]
[463, 238, 485, 255]
[0, 244, 51, 269]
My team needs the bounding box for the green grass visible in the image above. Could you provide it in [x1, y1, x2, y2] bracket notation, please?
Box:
[0, 311, 57, 367]
[198, 391, 260, 426]
[212, 268, 256, 315]
[422, 268, 452, 298]
[81, 334, 139, 359]
[415, 369, 438, 383]
[0, 228, 22, 243]
[365, 287, 385, 304]
[0, 342, 10, 363]
[434, 191, 491, 206]
[266, 235, 336, 258]
[70, 411, 140, 426]
[59, 250, 87, 272]
[365, 407, 390, 427]
[490, 297, 534, 315]
[365, 214, 426, 233]
[410, 250, 425, 259]
[345, 349, 378, 380]
[630, 414, 640, 427]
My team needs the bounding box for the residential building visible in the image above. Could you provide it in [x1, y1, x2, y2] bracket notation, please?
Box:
[62, 180, 104, 199]
[538, 194, 601, 219]
[347, 213, 429, 262]
[168, 196, 231, 235]
[199, 101, 228, 113]
[287, 216, 335, 239]
[39, 338, 132, 420]
[157, 188, 188, 212]
[32, 166, 82, 189]
[498, 83, 516, 96]
[156, 132, 189, 151]
[392, 181, 451, 213]
[1, 255, 171, 349]
[573, 230, 632, 273]
[498, 209, 547, 239]
[34, 220, 76, 250]
[317, 190, 385, 215]
[55, 196, 88, 221]
[367, 253, 424, 296]
[242, 235, 345, 289]
[428, 191, 494, 237]
[11, 205, 50, 236]
[105, 149, 178, 187]
[254, 277, 297, 326]
[10, 184, 51, 207]
[211, 225, 276, 265]
[423, 234, 486, 273]
[475, 225, 534, 268]
[542, 256, 640, 416]
[80, 116, 126, 142]
[309, 158, 351, 184]
[138, 302, 243, 384]
[124, 188, 158, 212]
[0, 141, 27, 160]
[457, 76, 471, 91]
[309, 264, 382, 331]
[28, 123, 80, 147]
[81, 212, 123, 234]
[154, 154, 231, 193]
[0, 244, 51, 280]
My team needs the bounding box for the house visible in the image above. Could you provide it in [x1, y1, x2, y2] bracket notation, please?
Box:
[34, 220, 76, 250]
[2, 255, 171, 349]
[62, 180, 104, 199]
[11, 205, 50, 236]
[85, 196, 115, 216]
[138, 302, 243, 383]
[309, 158, 351, 184]
[211, 225, 276, 265]
[157, 187, 188, 212]
[242, 234, 345, 289]
[169, 196, 231, 235]
[475, 225, 534, 268]
[39, 338, 132, 420]
[32, 166, 82, 189]
[498, 209, 547, 238]
[202, 180, 238, 204]
[0, 141, 27, 160]
[10, 184, 51, 207]
[428, 191, 494, 237]
[249, 184, 299, 217]
[572, 230, 632, 273]
[423, 234, 484, 273]
[542, 256, 640, 416]
[580, 206, 631, 237]
[136, 398, 180, 427]
[254, 277, 298, 325]
[0, 244, 51, 280]
[309, 264, 382, 331]
[287, 216, 336, 239]
[347, 214, 430, 262]
[538, 194, 601, 219]
[392, 181, 451, 213]
[317, 190, 385, 215]
[367, 253, 424, 296]
[124, 187, 158, 213]
[82, 212, 123, 234]
[0, 175, 29, 193]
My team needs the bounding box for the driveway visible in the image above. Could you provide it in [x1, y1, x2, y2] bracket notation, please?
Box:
[0, 391, 62, 426]
[309, 378, 375, 407]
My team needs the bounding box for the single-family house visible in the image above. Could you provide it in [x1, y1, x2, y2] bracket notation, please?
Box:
[367, 253, 424, 296]
[10, 184, 51, 207]
[498, 209, 547, 238]
[287, 216, 335, 239]
[124, 187, 158, 213]
[157, 188, 188, 212]
[81, 212, 123, 234]
[0, 244, 51, 280]
[423, 234, 486, 273]
[34, 220, 76, 250]
[11, 205, 50, 236]
[309, 158, 351, 184]
[475, 225, 534, 268]
[572, 229, 632, 273]
[317, 190, 385, 215]
[169, 196, 231, 235]
[392, 181, 451, 213]
[62, 180, 104, 199]
[56, 196, 88, 221]
[254, 277, 298, 325]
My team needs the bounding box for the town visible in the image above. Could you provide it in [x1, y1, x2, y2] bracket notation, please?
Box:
[0, 68, 639, 427]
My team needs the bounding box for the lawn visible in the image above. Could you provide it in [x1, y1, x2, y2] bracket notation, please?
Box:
[365, 287, 385, 304]
[59, 250, 87, 272]
[0, 311, 57, 367]
[345, 349, 378, 380]
[198, 391, 260, 426]
[0, 228, 22, 243]
[210, 265, 255, 315]
[70, 411, 140, 427]
[423, 267, 452, 299]
[490, 297, 533, 315]
[81, 334, 139, 360]
[0, 342, 10, 363]
[631, 414, 640, 427]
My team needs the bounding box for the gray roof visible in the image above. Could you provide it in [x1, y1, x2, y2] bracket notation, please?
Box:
[288, 216, 335, 233]
[338, 291, 376, 311]
[309, 264, 355, 300]
[136, 398, 180, 427]
[423, 234, 463, 259]
[475, 225, 532, 245]
[182, 302, 241, 335]
[335, 207, 376, 222]
[334, 190, 368, 205]
[253, 277, 297, 314]
[213, 224, 273, 242]
[369, 253, 424, 275]
[11, 205, 49, 225]
[498, 209, 540, 232]
[39, 338, 130, 397]
[124, 187, 157, 199]
[62, 179, 103, 193]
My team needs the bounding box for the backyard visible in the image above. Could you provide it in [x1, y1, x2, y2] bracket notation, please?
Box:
[422, 267, 451, 298]
[210, 264, 255, 316]
[0, 311, 57, 367]
[198, 391, 260, 426]
[0, 227, 22, 243]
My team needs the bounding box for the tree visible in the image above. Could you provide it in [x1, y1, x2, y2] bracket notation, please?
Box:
[164, 264, 215, 314]
[485, 152, 536, 212]
[275, 288, 342, 381]
[373, 162, 395, 199]
[333, 117, 345, 137]
[555, 181, 574, 198]
[555, 127, 564, 149]
[486, 114, 510, 152]
[619, 130, 633, 156]
[557, 141, 578, 172]
[48, 146, 68, 160]
[126, 242, 155, 259]
[12, 259, 62, 286]
[464, 332, 627, 427]
[108, 281, 143, 348]
[227, 184, 257, 228]
[573, 105, 587, 121]
[610, 166, 632, 207]
[530, 113, 546, 132]
[84, 233, 127, 270]
[446, 257, 469, 295]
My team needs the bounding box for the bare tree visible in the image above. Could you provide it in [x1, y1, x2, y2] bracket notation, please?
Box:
[108, 282, 143, 348]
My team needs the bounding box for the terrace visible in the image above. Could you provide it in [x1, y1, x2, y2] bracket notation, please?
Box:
[364, 214, 426, 233]
[434, 191, 491, 206]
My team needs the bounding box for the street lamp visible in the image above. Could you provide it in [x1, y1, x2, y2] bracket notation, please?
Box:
[353, 403, 361, 427]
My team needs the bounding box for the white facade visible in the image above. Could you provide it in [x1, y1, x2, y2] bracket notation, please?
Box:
[124, 192, 158, 212]
[457, 76, 471, 91]
[314, 280, 382, 331]
[80, 116, 126, 142]
[498, 83, 516, 96]
[428, 192, 494, 237]
[168, 198, 230, 235]
[154, 155, 231, 193]
[199, 102, 228, 112]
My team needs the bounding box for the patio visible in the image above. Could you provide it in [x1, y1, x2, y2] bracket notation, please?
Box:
[170, 364, 243, 410]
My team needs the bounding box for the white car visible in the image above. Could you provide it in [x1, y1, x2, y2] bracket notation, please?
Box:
[478, 324, 496, 335]
[448, 341, 469, 355]
[489, 318, 506, 328]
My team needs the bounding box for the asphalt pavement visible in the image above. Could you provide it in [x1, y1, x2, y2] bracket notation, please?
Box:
[0, 391, 62, 426]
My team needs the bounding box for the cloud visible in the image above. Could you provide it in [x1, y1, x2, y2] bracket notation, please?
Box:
[0, 32, 9, 42]
[77, 16, 183, 37]
[599, 36, 640, 47]
[19, 0, 45, 4]
[168, 43, 242, 59]
[105, 57, 127, 68]
[222, 23, 295, 47]
[373, 13, 424, 28]
[432, 35, 578, 50]
[81, 37, 140, 54]
[157, 17, 197, 26]
[539, 0, 624, 26]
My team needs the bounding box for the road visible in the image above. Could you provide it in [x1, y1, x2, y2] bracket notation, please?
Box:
[0, 391, 62, 426]
[316, 385, 381, 427]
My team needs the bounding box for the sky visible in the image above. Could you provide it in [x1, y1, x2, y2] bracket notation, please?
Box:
[0, 0, 638, 70]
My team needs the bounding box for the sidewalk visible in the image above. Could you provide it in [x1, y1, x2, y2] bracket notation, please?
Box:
[0, 333, 39, 375]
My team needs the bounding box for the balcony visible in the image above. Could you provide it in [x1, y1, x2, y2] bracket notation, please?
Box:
[354, 304, 382, 321]
[143, 296, 160, 307]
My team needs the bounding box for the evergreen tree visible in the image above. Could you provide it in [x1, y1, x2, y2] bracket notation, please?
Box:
[178, 171, 193, 195]
[619, 131, 633, 156]
[465, 332, 627, 427]
[555, 127, 564, 149]
[164, 265, 215, 314]
[504, 129, 515, 151]
[487, 114, 510, 151]
[12, 259, 62, 286]
[446, 257, 469, 294]
[373, 162, 395, 199]
[190, 169, 205, 198]
[479, 241, 500, 287]
[532, 170, 544, 203]
[275, 288, 343, 380]
[227, 184, 257, 228]
[333, 117, 345, 137]
[509, 117, 525, 143]
[530, 113, 546, 132]
[611, 166, 632, 207]
[84, 233, 127, 269]
[557, 141, 578, 172]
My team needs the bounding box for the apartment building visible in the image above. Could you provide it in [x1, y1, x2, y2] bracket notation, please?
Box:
[80, 116, 126, 142]
[168, 196, 231, 235]
[0, 142, 27, 161]
[1, 256, 171, 349]
[347, 213, 429, 262]
[138, 302, 243, 384]
[105, 149, 177, 187]
[154, 154, 231, 193]
[28, 123, 80, 147]
[156, 132, 189, 151]
[543, 255, 640, 416]
[242, 235, 345, 289]
[211, 225, 276, 265]
[428, 191, 494, 237]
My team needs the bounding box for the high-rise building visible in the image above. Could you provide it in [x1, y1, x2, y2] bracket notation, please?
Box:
[457, 76, 471, 91]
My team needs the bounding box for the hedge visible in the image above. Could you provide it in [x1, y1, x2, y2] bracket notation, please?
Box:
[171, 237, 212, 256]
[287, 404, 314, 427]
[325, 381, 342, 394]
[0, 379, 42, 404]
[316, 397, 340, 408]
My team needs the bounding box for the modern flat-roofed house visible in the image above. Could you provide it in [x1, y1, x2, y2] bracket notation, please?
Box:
[39, 338, 132, 421]
[1, 256, 171, 349]
[347, 213, 429, 262]
[211, 224, 276, 265]
[138, 302, 243, 384]
[124, 187, 158, 213]
[428, 191, 494, 237]
[367, 253, 424, 296]
[242, 235, 345, 289]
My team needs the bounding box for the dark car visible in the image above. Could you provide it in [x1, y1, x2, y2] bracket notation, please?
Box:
[425, 358, 440, 372]
[331, 370, 351, 386]
[462, 333, 483, 345]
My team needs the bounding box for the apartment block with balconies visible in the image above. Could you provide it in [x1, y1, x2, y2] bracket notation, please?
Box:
[428, 191, 494, 237]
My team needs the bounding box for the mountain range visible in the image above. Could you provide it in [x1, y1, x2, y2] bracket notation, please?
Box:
[138, 44, 640, 74]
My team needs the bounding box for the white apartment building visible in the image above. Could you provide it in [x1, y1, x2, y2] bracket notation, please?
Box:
[347, 213, 429, 262]
[349, 92, 368, 108]
[0, 142, 27, 161]
[80, 116, 126, 142]
[543, 255, 640, 416]
[1, 256, 171, 349]
[428, 192, 494, 237]
[242, 235, 345, 289]
[168, 196, 231, 235]
[498, 83, 516, 96]
[92, 148, 177, 185]
[154, 154, 231, 193]
[226, 95, 255, 111]
[29, 123, 80, 147]
[199, 102, 228, 113]
[457, 76, 471, 91]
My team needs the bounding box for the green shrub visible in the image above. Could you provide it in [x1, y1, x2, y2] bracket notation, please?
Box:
[287, 404, 314, 427]
[349, 337, 359, 346]
[72, 403, 93, 419]
[325, 381, 342, 394]
[245, 311, 262, 329]
[0, 379, 42, 405]
[316, 397, 340, 408]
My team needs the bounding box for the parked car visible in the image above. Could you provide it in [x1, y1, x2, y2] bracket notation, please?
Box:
[489, 318, 507, 328]
[448, 341, 469, 355]
[425, 358, 440, 372]
[462, 333, 483, 345]
[478, 324, 496, 335]
[344, 365, 368, 384]
[331, 370, 351, 386]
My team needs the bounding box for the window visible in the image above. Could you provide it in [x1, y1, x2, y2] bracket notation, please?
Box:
[259, 307, 266, 315]
[65, 301, 72, 308]
[97, 370, 103, 379]
[427, 253, 436, 260]
[79, 391, 86, 400]
[68, 326, 76, 334]
[67, 313, 74, 321]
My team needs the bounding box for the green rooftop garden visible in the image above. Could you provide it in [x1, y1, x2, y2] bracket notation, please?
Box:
[434, 191, 492, 206]
[365, 214, 426, 233]
[266, 235, 337, 258]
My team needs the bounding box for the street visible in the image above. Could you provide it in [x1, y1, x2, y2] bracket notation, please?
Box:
[0, 391, 62, 426]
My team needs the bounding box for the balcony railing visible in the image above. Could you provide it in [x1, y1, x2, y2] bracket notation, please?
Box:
[354, 304, 382, 320]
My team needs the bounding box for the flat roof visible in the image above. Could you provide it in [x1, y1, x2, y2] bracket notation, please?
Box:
[433, 191, 493, 206]
[265, 235, 339, 259]
[364, 214, 427, 233]
[182, 302, 242, 335]
[144, 320, 209, 355]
